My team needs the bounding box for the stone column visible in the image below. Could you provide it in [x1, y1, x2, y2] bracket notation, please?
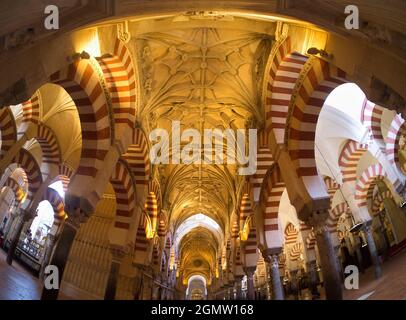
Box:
[152, 276, 161, 300]
[234, 276, 243, 300]
[39, 234, 56, 279]
[290, 270, 299, 300]
[41, 198, 91, 300]
[133, 266, 144, 300]
[268, 253, 284, 300]
[306, 260, 320, 299]
[3, 202, 19, 243]
[151, 284, 160, 300]
[352, 234, 365, 273]
[363, 223, 382, 279]
[6, 209, 31, 265]
[311, 214, 343, 300]
[244, 267, 256, 300]
[104, 246, 126, 300]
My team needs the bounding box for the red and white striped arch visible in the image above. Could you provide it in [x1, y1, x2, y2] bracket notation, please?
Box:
[231, 219, 239, 240]
[12, 148, 42, 208]
[290, 242, 303, 261]
[35, 124, 61, 166]
[42, 187, 65, 228]
[284, 223, 299, 246]
[386, 114, 406, 173]
[288, 58, 346, 178]
[326, 202, 348, 233]
[110, 160, 136, 230]
[4, 176, 25, 203]
[338, 140, 368, 184]
[145, 191, 158, 237]
[22, 93, 40, 124]
[0, 107, 17, 157]
[371, 190, 393, 215]
[299, 220, 315, 251]
[152, 243, 160, 268]
[264, 37, 309, 145]
[361, 102, 386, 146]
[355, 164, 386, 208]
[259, 164, 285, 249]
[242, 220, 258, 269]
[239, 193, 253, 235]
[50, 59, 112, 178]
[96, 39, 136, 133]
[158, 219, 166, 238]
[251, 143, 273, 202]
[122, 128, 150, 186]
[305, 231, 316, 251]
[134, 213, 149, 263]
[324, 176, 340, 202]
[55, 163, 75, 193]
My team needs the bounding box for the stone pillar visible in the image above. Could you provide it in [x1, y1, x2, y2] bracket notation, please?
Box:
[6, 209, 31, 265]
[104, 246, 126, 300]
[152, 276, 161, 300]
[311, 215, 343, 300]
[290, 270, 299, 300]
[268, 253, 284, 300]
[151, 284, 160, 300]
[234, 276, 243, 300]
[306, 260, 320, 299]
[40, 234, 56, 279]
[244, 267, 256, 300]
[352, 235, 365, 273]
[3, 202, 19, 243]
[41, 198, 91, 300]
[363, 223, 382, 279]
[133, 266, 144, 300]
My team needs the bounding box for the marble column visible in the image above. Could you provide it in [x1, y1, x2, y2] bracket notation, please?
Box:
[352, 235, 365, 273]
[363, 223, 382, 279]
[3, 202, 19, 243]
[290, 270, 299, 300]
[312, 215, 343, 300]
[234, 276, 243, 300]
[6, 209, 31, 265]
[40, 234, 56, 279]
[306, 260, 320, 299]
[244, 267, 256, 300]
[268, 253, 284, 300]
[41, 199, 90, 300]
[133, 267, 144, 300]
[104, 246, 126, 300]
[151, 285, 160, 300]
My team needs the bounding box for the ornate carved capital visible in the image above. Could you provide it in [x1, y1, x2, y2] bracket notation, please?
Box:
[117, 21, 131, 43]
[64, 195, 94, 230]
[109, 244, 127, 263]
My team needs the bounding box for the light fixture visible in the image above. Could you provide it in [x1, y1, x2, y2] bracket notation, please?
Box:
[307, 47, 333, 59]
[349, 222, 364, 233]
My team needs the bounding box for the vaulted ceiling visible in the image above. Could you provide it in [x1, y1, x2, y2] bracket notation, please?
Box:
[128, 17, 274, 278]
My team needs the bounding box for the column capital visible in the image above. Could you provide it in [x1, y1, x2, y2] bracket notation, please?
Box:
[307, 210, 330, 236]
[64, 195, 94, 229]
[20, 208, 34, 222]
[109, 244, 127, 263]
[262, 247, 282, 259]
[244, 266, 256, 276]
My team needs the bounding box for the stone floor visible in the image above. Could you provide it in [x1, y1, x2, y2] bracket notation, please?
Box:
[0, 248, 405, 300]
[343, 248, 406, 300]
[0, 250, 41, 300]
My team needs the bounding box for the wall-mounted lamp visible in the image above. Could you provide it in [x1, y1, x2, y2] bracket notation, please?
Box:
[307, 47, 333, 60]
